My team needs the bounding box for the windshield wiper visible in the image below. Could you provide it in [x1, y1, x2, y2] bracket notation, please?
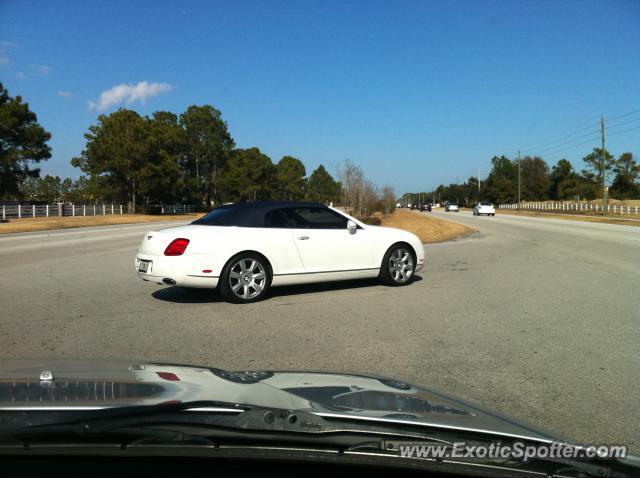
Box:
[1, 404, 636, 478]
[0, 402, 448, 443]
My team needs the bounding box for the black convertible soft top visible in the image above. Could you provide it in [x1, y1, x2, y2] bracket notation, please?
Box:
[191, 201, 329, 227]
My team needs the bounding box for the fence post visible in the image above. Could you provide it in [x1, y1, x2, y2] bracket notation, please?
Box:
[32, 204, 35, 217]
[102, 204, 105, 215]
[72, 204, 75, 216]
[2, 205, 4, 220]
[111, 204, 114, 214]
[46, 205, 49, 217]
[93, 205, 96, 215]
[18, 204, 21, 219]
[120, 205, 123, 214]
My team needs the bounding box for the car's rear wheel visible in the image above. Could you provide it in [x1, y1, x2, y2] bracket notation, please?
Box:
[379, 244, 415, 286]
[219, 253, 271, 303]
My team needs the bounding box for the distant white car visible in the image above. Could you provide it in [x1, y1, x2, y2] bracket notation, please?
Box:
[136, 201, 424, 303]
[444, 202, 459, 212]
[473, 202, 495, 216]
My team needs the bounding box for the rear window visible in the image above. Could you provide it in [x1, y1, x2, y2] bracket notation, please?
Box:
[191, 207, 241, 226]
[480, 201, 493, 206]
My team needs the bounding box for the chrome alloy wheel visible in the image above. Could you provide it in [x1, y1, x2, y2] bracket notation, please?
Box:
[388, 248, 414, 283]
[228, 258, 267, 300]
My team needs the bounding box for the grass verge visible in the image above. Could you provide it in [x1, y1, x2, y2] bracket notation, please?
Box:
[496, 209, 640, 226]
[0, 213, 203, 234]
[380, 208, 476, 244]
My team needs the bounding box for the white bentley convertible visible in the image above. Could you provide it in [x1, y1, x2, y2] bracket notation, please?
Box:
[135, 201, 424, 303]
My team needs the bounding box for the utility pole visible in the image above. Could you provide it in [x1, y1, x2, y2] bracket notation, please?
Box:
[517, 150, 521, 209]
[601, 117, 606, 215]
[478, 168, 481, 194]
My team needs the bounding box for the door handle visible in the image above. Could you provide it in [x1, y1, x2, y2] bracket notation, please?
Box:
[297, 235, 310, 240]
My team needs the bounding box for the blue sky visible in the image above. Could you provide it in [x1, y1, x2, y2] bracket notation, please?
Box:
[1, 0, 639, 193]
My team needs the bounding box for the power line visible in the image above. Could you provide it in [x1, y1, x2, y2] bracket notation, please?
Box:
[514, 107, 639, 157]
[605, 108, 640, 123]
[606, 116, 640, 132]
[606, 125, 640, 139]
[525, 131, 600, 156]
[538, 125, 639, 159]
[519, 121, 599, 154]
[529, 135, 601, 159]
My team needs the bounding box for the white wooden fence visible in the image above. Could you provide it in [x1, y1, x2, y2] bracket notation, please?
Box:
[1, 204, 124, 220]
[499, 202, 639, 215]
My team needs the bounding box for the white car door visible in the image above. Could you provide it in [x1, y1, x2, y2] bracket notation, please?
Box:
[288, 207, 375, 272]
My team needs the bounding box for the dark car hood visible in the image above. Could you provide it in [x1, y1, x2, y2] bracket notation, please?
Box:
[0, 359, 561, 444]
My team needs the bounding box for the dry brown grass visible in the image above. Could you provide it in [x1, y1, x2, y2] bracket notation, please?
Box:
[380, 209, 476, 244]
[496, 209, 640, 226]
[588, 199, 640, 206]
[0, 213, 203, 234]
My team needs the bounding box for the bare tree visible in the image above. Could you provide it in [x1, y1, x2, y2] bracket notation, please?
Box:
[337, 159, 386, 218]
[380, 186, 396, 215]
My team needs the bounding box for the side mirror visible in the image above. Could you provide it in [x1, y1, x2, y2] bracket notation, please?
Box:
[347, 220, 357, 234]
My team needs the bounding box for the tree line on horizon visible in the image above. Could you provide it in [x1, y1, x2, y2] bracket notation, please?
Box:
[1, 82, 371, 213]
[403, 150, 639, 207]
[2, 81, 638, 215]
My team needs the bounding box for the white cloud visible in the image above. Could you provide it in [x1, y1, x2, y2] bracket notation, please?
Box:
[16, 71, 26, 80]
[0, 41, 15, 67]
[32, 64, 52, 76]
[87, 81, 173, 112]
[57, 90, 72, 99]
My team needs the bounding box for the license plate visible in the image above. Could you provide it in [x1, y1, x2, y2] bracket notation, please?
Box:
[138, 260, 151, 273]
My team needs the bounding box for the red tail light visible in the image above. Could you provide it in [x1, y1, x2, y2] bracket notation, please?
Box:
[164, 238, 190, 256]
[156, 372, 180, 381]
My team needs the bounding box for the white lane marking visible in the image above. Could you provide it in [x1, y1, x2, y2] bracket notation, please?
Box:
[430, 210, 640, 245]
[0, 221, 192, 255]
[0, 220, 190, 242]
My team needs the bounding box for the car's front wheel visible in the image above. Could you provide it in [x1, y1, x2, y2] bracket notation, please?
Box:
[379, 244, 415, 286]
[219, 253, 271, 303]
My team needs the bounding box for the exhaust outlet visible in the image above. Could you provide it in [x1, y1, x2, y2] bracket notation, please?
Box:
[162, 278, 177, 285]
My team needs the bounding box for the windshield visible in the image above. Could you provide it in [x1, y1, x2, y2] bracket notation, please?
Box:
[0, 0, 638, 470]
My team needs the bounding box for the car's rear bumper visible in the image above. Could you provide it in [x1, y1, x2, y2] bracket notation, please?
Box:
[135, 253, 220, 288]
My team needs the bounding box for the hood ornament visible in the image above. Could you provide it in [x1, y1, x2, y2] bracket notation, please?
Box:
[39, 370, 54, 381]
[147, 235, 153, 240]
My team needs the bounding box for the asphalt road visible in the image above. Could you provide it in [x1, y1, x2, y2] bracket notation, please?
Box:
[0, 213, 638, 449]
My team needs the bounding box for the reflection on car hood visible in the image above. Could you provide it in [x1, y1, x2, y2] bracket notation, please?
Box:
[0, 359, 559, 443]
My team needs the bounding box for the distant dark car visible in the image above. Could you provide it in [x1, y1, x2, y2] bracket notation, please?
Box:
[420, 203, 431, 212]
[410, 204, 419, 210]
